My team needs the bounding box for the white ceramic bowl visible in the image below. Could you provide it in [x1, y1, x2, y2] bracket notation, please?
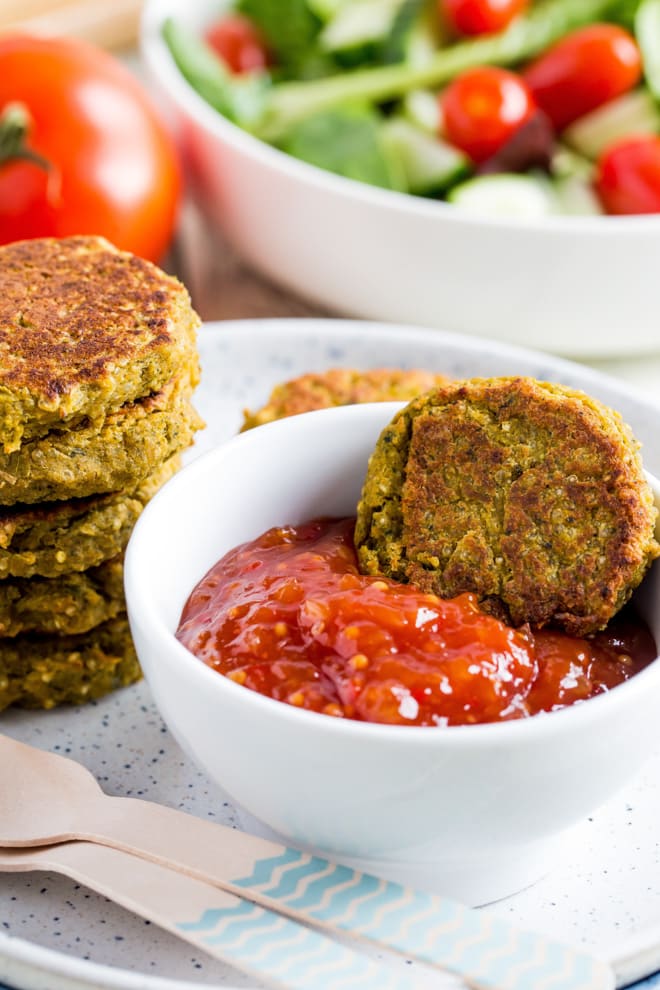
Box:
[141, 0, 660, 358]
[125, 402, 660, 906]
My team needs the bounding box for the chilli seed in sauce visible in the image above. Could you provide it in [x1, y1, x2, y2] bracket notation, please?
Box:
[176, 518, 655, 726]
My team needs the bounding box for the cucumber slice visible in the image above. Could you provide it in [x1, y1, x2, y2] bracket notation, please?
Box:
[551, 143, 595, 181]
[306, 0, 349, 22]
[447, 174, 559, 217]
[400, 2, 444, 66]
[636, 0, 660, 102]
[563, 89, 660, 160]
[404, 19, 440, 66]
[319, 0, 404, 55]
[401, 89, 441, 132]
[554, 175, 604, 215]
[382, 118, 470, 194]
[382, 0, 427, 64]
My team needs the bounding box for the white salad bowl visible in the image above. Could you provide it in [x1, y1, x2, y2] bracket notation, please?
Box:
[125, 402, 660, 906]
[141, 0, 660, 358]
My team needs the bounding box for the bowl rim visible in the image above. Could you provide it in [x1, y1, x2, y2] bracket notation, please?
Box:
[141, 0, 660, 237]
[125, 401, 660, 749]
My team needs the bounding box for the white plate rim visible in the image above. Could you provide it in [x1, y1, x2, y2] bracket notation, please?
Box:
[2, 315, 660, 990]
[199, 317, 660, 413]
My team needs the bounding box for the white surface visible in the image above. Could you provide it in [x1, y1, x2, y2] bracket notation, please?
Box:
[3, 319, 660, 990]
[141, 0, 660, 358]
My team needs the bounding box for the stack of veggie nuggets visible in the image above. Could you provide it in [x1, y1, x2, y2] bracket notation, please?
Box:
[0, 236, 204, 711]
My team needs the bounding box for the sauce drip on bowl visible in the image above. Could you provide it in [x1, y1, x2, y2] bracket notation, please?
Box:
[176, 518, 656, 726]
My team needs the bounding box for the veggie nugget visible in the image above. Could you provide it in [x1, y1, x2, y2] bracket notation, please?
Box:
[355, 377, 660, 635]
[0, 616, 139, 711]
[0, 370, 204, 505]
[0, 557, 125, 638]
[0, 454, 181, 579]
[0, 236, 200, 454]
[241, 368, 450, 430]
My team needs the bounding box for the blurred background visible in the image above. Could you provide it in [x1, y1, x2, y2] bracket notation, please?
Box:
[0, 0, 143, 51]
[0, 0, 657, 381]
[0, 0, 325, 322]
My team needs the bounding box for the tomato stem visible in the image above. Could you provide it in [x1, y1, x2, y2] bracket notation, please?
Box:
[0, 102, 51, 170]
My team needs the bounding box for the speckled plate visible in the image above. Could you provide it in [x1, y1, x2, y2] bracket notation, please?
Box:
[2, 319, 660, 990]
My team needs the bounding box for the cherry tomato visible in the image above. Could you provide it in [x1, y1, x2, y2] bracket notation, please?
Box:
[442, 67, 536, 163]
[205, 14, 270, 74]
[524, 25, 642, 131]
[440, 0, 528, 37]
[595, 136, 660, 215]
[0, 35, 181, 262]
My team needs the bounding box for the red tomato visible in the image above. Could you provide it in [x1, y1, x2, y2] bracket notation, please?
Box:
[441, 0, 528, 37]
[442, 67, 536, 163]
[0, 35, 181, 262]
[524, 25, 642, 131]
[205, 14, 270, 74]
[595, 136, 660, 215]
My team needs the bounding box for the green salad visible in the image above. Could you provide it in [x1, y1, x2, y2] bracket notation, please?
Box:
[164, 0, 660, 216]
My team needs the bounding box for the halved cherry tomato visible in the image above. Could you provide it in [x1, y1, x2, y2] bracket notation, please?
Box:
[595, 136, 660, 215]
[440, 0, 528, 37]
[205, 14, 270, 74]
[524, 25, 642, 131]
[442, 67, 537, 163]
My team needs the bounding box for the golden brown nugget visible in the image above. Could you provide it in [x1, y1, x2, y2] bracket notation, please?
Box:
[0, 557, 125, 638]
[0, 616, 140, 711]
[0, 236, 200, 453]
[0, 372, 204, 505]
[0, 455, 181, 579]
[241, 367, 449, 430]
[355, 377, 660, 636]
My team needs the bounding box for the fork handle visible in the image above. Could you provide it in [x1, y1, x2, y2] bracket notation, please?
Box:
[83, 795, 612, 990]
[3, 841, 406, 990]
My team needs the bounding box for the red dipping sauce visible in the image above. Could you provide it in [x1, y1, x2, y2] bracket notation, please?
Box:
[176, 518, 656, 726]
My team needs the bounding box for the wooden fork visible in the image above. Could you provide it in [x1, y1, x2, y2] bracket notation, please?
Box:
[0, 840, 415, 990]
[0, 733, 614, 990]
